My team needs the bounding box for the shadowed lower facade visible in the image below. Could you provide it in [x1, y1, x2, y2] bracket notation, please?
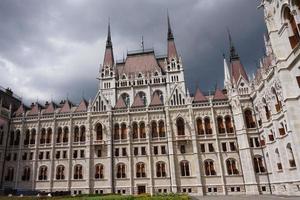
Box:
[1, 0, 300, 196]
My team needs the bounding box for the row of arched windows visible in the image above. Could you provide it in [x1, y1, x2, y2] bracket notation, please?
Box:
[119, 90, 164, 108]
[283, 2, 300, 49]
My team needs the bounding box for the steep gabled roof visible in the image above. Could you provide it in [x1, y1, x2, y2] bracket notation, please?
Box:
[28, 103, 43, 116]
[115, 96, 127, 109]
[193, 88, 207, 103]
[231, 59, 249, 83]
[44, 102, 57, 114]
[131, 94, 145, 108]
[59, 100, 73, 113]
[149, 92, 163, 106]
[75, 99, 88, 112]
[14, 104, 28, 117]
[213, 89, 227, 101]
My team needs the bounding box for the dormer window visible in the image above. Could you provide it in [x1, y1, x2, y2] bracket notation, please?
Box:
[154, 71, 158, 76]
[122, 74, 127, 80]
[138, 73, 143, 78]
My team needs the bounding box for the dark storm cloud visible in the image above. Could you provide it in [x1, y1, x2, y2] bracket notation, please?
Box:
[0, 0, 265, 104]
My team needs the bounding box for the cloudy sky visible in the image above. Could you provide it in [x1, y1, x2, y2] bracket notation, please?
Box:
[0, 0, 266, 105]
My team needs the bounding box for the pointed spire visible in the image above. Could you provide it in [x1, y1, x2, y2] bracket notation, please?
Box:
[167, 13, 178, 59]
[213, 88, 227, 101]
[167, 12, 174, 40]
[103, 19, 114, 67]
[223, 54, 231, 86]
[193, 88, 208, 103]
[227, 29, 239, 61]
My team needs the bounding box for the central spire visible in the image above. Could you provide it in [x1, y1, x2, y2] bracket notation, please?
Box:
[167, 13, 178, 59]
[167, 13, 174, 40]
[228, 30, 239, 61]
[106, 20, 112, 47]
[102, 20, 114, 67]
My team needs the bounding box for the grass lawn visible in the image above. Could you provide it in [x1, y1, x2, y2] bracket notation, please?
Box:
[0, 194, 190, 200]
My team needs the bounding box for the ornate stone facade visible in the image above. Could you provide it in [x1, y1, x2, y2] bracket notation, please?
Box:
[1, 1, 300, 196]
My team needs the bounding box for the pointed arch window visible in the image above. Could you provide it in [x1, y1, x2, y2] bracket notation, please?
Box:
[24, 129, 30, 145]
[80, 126, 86, 142]
[56, 165, 65, 180]
[38, 166, 48, 180]
[158, 121, 165, 138]
[156, 162, 167, 177]
[196, 118, 204, 135]
[114, 123, 120, 140]
[204, 160, 216, 176]
[30, 129, 36, 144]
[272, 88, 282, 112]
[132, 122, 138, 139]
[177, 118, 185, 136]
[121, 123, 127, 140]
[5, 167, 14, 181]
[74, 126, 79, 143]
[46, 128, 52, 144]
[180, 160, 190, 176]
[287, 144, 296, 168]
[151, 121, 158, 138]
[14, 130, 20, 146]
[116, 163, 126, 178]
[56, 127, 62, 143]
[63, 127, 68, 143]
[74, 164, 83, 179]
[253, 156, 266, 173]
[204, 117, 212, 135]
[225, 116, 234, 133]
[217, 116, 225, 134]
[226, 158, 239, 175]
[136, 162, 146, 178]
[22, 166, 30, 181]
[244, 109, 256, 128]
[96, 123, 103, 141]
[40, 128, 46, 145]
[139, 122, 146, 139]
[284, 7, 300, 48]
[275, 149, 283, 171]
[95, 164, 104, 179]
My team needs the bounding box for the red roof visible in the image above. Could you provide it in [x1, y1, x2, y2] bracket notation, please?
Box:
[75, 99, 88, 112]
[103, 46, 114, 67]
[149, 92, 163, 106]
[231, 59, 249, 83]
[213, 89, 227, 100]
[44, 102, 56, 114]
[193, 88, 207, 103]
[131, 94, 145, 108]
[28, 103, 42, 116]
[168, 39, 178, 59]
[115, 96, 127, 109]
[14, 104, 27, 117]
[60, 100, 73, 113]
[120, 51, 161, 76]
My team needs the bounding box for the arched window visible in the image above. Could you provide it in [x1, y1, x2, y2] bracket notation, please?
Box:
[217, 116, 225, 134]
[96, 123, 103, 141]
[14, 130, 20, 146]
[24, 129, 30, 145]
[244, 109, 256, 128]
[74, 164, 83, 180]
[269, 129, 275, 141]
[275, 148, 282, 170]
[287, 144, 296, 168]
[139, 122, 146, 138]
[56, 127, 62, 143]
[151, 121, 158, 138]
[154, 90, 164, 103]
[74, 126, 79, 143]
[63, 127, 68, 143]
[46, 128, 52, 144]
[136, 162, 146, 178]
[158, 121, 165, 137]
[196, 118, 204, 135]
[5, 167, 14, 181]
[180, 160, 190, 176]
[9, 131, 14, 146]
[253, 156, 266, 173]
[38, 166, 48, 180]
[284, 6, 300, 48]
[226, 159, 239, 175]
[225, 116, 234, 133]
[30, 129, 36, 144]
[138, 91, 147, 106]
[204, 117, 212, 134]
[156, 162, 167, 177]
[22, 166, 30, 181]
[132, 122, 138, 139]
[95, 164, 104, 179]
[114, 123, 120, 140]
[204, 160, 216, 176]
[262, 98, 271, 120]
[177, 118, 185, 136]
[56, 165, 65, 180]
[272, 88, 282, 112]
[121, 93, 130, 107]
[80, 126, 86, 142]
[121, 123, 127, 140]
[116, 163, 126, 178]
[40, 128, 46, 144]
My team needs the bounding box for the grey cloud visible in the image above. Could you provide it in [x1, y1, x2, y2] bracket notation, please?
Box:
[0, 0, 265, 104]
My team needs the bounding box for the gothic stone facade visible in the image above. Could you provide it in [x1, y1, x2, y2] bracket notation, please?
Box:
[1, 1, 300, 196]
